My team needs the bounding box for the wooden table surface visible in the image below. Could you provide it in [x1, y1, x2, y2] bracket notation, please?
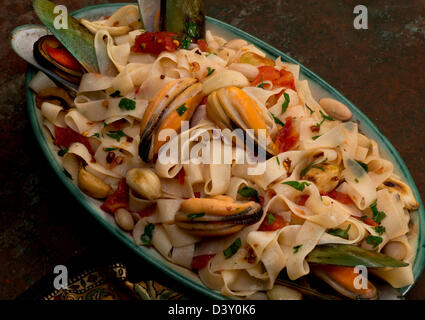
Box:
[1, 0, 424, 299]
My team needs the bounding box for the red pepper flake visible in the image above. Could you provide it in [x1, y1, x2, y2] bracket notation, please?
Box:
[132, 32, 179, 55]
[54, 126, 94, 156]
[191, 254, 215, 270]
[296, 194, 310, 206]
[137, 203, 157, 218]
[324, 190, 353, 205]
[194, 192, 201, 198]
[258, 213, 288, 231]
[100, 178, 129, 214]
[196, 39, 209, 52]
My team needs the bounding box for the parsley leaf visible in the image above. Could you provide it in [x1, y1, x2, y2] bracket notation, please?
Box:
[281, 92, 290, 114]
[257, 76, 264, 88]
[106, 130, 127, 142]
[91, 133, 100, 138]
[58, 148, 68, 157]
[370, 200, 386, 223]
[373, 225, 386, 235]
[271, 112, 285, 126]
[293, 244, 302, 253]
[119, 98, 136, 111]
[223, 238, 242, 259]
[366, 235, 383, 248]
[104, 147, 117, 152]
[141, 223, 155, 246]
[312, 135, 321, 141]
[206, 67, 215, 77]
[266, 212, 276, 225]
[276, 157, 280, 166]
[63, 169, 72, 180]
[238, 186, 259, 202]
[176, 103, 187, 116]
[320, 110, 334, 121]
[327, 224, 351, 240]
[354, 177, 359, 183]
[305, 104, 314, 115]
[356, 161, 369, 173]
[282, 181, 311, 191]
[187, 212, 205, 219]
[300, 158, 328, 177]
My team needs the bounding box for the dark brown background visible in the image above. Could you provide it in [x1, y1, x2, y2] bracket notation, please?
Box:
[1, 0, 424, 299]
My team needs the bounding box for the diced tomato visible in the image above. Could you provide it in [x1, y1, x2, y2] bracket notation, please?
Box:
[251, 66, 295, 91]
[132, 32, 178, 55]
[258, 196, 265, 206]
[191, 254, 215, 270]
[54, 126, 94, 156]
[325, 190, 353, 205]
[137, 203, 157, 218]
[275, 117, 299, 152]
[296, 194, 310, 206]
[197, 39, 209, 52]
[258, 213, 288, 231]
[100, 178, 129, 214]
[267, 190, 277, 199]
[194, 192, 201, 198]
[177, 167, 185, 185]
[354, 215, 379, 227]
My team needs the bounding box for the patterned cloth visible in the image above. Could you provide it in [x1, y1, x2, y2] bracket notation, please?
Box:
[43, 262, 185, 301]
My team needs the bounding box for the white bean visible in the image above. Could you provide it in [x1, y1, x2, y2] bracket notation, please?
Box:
[115, 208, 134, 231]
[319, 98, 352, 121]
[228, 63, 259, 80]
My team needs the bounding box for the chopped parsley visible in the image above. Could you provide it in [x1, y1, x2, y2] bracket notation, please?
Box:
[373, 225, 386, 235]
[119, 98, 136, 111]
[109, 90, 121, 97]
[356, 161, 369, 173]
[266, 212, 277, 225]
[271, 112, 285, 126]
[238, 186, 259, 202]
[104, 147, 117, 152]
[206, 67, 215, 77]
[106, 130, 127, 142]
[327, 224, 351, 240]
[312, 135, 321, 141]
[257, 76, 264, 88]
[293, 244, 303, 254]
[300, 158, 328, 177]
[276, 157, 281, 166]
[282, 181, 311, 192]
[223, 238, 242, 259]
[91, 133, 100, 138]
[354, 177, 359, 183]
[63, 169, 72, 180]
[187, 212, 205, 219]
[370, 199, 386, 223]
[181, 21, 199, 49]
[366, 235, 383, 248]
[315, 110, 334, 129]
[58, 148, 68, 157]
[176, 103, 187, 116]
[305, 104, 314, 115]
[141, 223, 155, 246]
[281, 92, 290, 114]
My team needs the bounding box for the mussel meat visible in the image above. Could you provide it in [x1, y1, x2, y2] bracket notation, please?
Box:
[206, 86, 278, 157]
[139, 78, 205, 162]
[175, 197, 263, 237]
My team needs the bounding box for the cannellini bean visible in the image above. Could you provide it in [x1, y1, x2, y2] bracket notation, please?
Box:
[382, 241, 407, 261]
[224, 39, 248, 50]
[228, 63, 259, 80]
[202, 70, 249, 95]
[78, 167, 111, 199]
[319, 98, 352, 121]
[115, 208, 134, 231]
[126, 168, 161, 200]
[267, 285, 302, 300]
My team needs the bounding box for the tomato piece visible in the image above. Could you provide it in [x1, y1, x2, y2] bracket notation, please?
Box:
[194, 192, 201, 198]
[177, 167, 185, 185]
[132, 32, 178, 55]
[259, 213, 288, 231]
[275, 117, 299, 152]
[277, 68, 296, 90]
[54, 126, 94, 156]
[325, 190, 353, 205]
[100, 178, 129, 214]
[259, 196, 265, 206]
[191, 254, 215, 270]
[197, 39, 209, 52]
[267, 190, 277, 198]
[354, 216, 379, 227]
[296, 194, 310, 206]
[251, 66, 281, 87]
[137, 203, 157, 218]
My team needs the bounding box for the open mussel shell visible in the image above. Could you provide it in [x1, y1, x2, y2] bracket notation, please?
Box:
[33, 0, 98, 73]
[10, 24, 78, 92]
[175, 198, 263, 237]
[33, 35, 83, 84]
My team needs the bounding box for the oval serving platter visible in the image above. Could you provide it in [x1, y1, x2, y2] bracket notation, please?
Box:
[19, 2, 424, 299]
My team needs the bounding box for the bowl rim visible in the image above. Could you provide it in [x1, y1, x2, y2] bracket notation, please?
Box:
[23, 2, 424, 299]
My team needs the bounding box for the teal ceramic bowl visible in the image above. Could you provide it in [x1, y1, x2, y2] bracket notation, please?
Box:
[22, 3, 424, 299]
